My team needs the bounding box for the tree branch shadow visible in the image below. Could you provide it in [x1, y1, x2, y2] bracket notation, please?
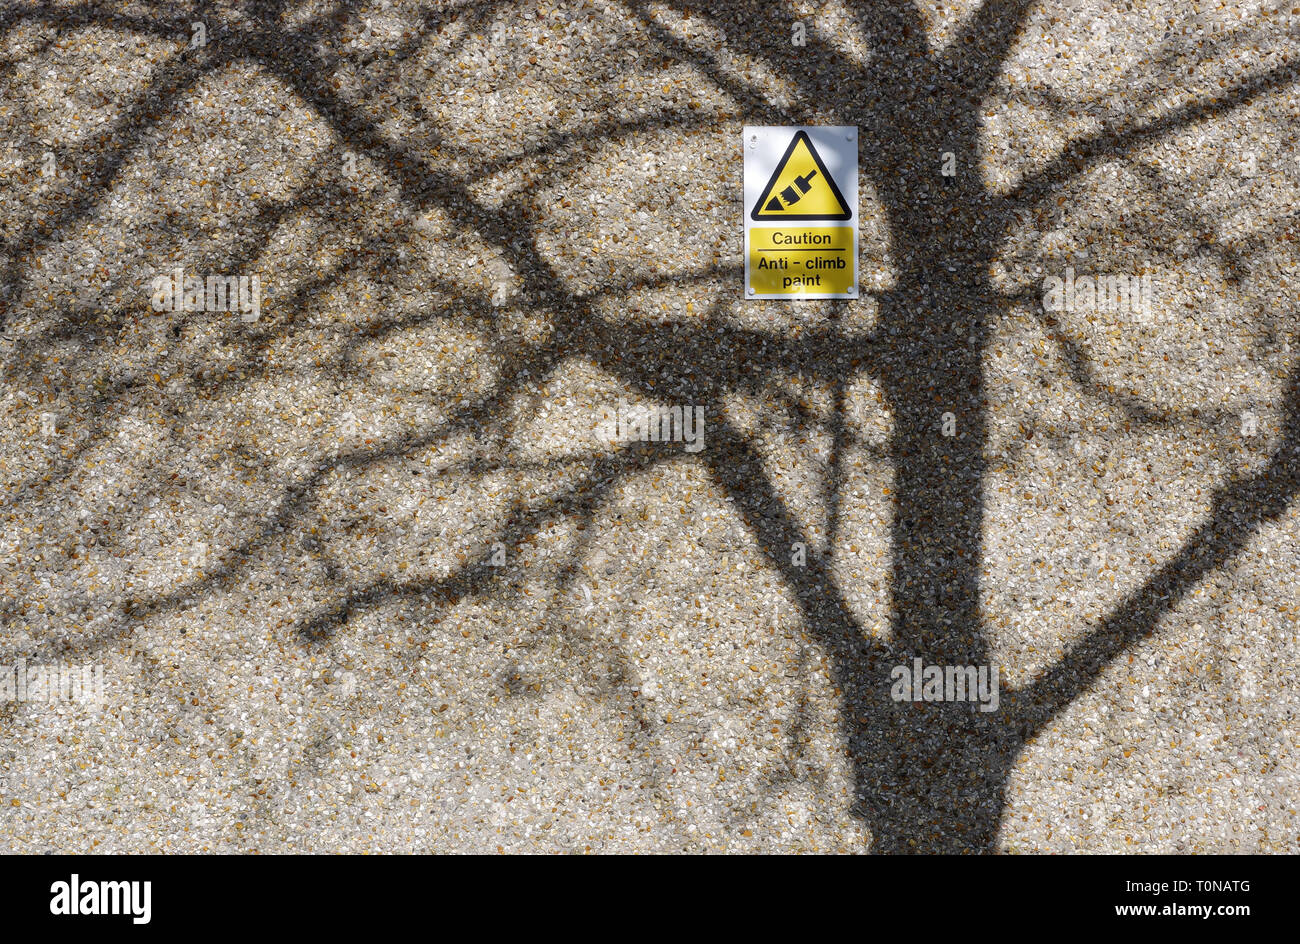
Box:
[3, 0, 1298, 853]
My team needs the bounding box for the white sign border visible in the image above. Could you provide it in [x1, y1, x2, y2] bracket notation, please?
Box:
[743, 125, 858, 301]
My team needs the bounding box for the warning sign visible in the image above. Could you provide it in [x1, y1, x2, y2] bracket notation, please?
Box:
[750, 131, 851, 221]
[744, 126, 857, 299]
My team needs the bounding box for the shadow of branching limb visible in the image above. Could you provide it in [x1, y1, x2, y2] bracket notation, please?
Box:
[1016, 358, 1300, 733]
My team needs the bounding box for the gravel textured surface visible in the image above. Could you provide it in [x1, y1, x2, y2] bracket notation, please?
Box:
[0, 0, 1298, 853]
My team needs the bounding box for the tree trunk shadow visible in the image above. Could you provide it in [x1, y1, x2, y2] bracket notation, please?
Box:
[848, 274, 1013, 853]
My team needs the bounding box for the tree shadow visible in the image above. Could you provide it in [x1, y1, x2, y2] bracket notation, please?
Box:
[2, 0, 1298, 851]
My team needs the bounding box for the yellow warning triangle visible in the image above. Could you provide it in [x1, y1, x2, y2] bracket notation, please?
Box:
[751, 130, 851, 221]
